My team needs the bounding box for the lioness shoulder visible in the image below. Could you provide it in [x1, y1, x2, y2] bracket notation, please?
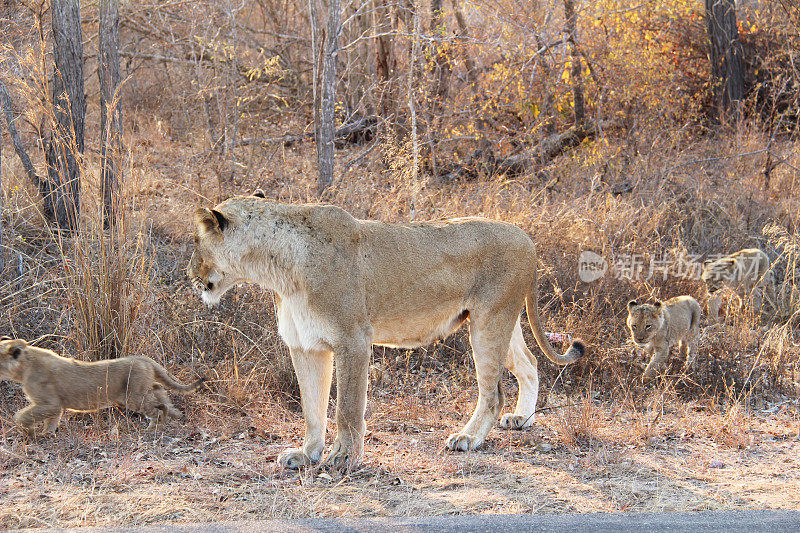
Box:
[626, 296, 701, 380]
[0, 338, 203, 435]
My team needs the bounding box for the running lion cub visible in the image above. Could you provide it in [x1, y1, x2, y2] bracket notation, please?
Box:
[0, 338, 203, 435]
[626, 296, 702, 380]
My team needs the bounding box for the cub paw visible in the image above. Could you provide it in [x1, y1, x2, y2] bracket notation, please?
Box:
[445, 432, 482, 452]
[499, 414, 532, 430]
[278, 448, 313, 470]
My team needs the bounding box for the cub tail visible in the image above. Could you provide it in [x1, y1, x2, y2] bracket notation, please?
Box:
[151, 361, 206, 392]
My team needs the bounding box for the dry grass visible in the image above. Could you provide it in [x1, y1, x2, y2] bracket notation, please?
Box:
[0, 386, 798, 528]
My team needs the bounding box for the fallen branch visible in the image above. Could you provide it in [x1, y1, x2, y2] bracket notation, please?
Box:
[436, 120, 607, 184]
[237, 115, 379, 149]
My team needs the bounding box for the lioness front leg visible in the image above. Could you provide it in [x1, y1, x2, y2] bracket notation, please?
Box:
[447, 314, 512, 451]
[326, 339, 370, 469]
[278, 347, 333, 470]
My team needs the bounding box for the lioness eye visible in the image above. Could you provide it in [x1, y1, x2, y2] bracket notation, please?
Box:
[645, 325, 651, 330]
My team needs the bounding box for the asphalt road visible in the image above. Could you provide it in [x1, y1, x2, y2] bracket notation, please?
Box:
[29, 510, 800, 533]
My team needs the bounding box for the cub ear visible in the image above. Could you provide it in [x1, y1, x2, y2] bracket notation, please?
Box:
[253, 189, 266, 199]
[627, 299, 639, 310]
[194, 207, 229, 236]
[7, 339, 27, 359]
[0, 335, 11, 341]
[654, 301, 663, 310]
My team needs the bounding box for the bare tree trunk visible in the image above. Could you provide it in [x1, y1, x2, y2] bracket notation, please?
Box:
[312, 0, 342, 194]
[705, 0, 745, 121]
[564, 0, 585, 127]
[46, 0, 84, 231]
[0, 104, 4, 273]
[426, 0, 451, 176]
[451, 0, 476, 87]
[408, 0, 421, 217]
[99, 0, 122, 228]
[373, 0, 395, 119]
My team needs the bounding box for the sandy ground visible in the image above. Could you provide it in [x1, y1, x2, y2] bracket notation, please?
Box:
[1, 386, 798, 529]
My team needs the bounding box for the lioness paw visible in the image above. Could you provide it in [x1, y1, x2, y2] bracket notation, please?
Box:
[445, 432, 482, 452]
[499, 414, 533, 430]
[324, 439, 362, 470]
[278, 448, 314, 470]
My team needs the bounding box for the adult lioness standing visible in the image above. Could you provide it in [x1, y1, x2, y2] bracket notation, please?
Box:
[188, 195, 583, 469]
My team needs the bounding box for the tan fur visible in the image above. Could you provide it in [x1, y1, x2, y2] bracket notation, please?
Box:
[0, 339, 203, 435]
[626, 296, 702, 380]
[188, 195, 584, 469]
[701, 248, 776, 322]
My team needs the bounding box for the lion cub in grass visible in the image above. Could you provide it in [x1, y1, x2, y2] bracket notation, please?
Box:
[0, 338, 203, 435]
[626, 296, 702, 380]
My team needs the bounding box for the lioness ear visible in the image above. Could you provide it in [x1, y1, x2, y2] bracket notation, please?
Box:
[195, 207, 229, 236]
[0, 335, 10, 341]
[253, 189, 266, 199]
[654, 301, 663, 310]
[627, 299, 638, 310]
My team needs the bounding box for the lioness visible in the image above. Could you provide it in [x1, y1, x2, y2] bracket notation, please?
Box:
[701, 248, 776, 322]
[188, 195, 584, 469]
[0, 338, 203, 435]
[626, 296, 701, 380]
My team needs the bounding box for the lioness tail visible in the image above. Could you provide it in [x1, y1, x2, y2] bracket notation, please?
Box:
[524, 248, 585, 365]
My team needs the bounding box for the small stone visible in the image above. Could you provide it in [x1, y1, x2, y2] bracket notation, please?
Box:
[535, 442, 553, 453]
[708, 460, 725, 469]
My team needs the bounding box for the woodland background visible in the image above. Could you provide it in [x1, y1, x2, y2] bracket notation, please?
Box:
[0, 0, 799, 526]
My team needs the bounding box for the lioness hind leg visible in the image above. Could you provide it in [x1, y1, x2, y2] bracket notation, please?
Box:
[500, 320, 539, 430]
[278, 347, 334, 470]
[446, 311, 514, 452]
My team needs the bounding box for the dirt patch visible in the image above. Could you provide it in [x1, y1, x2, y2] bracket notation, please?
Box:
[1, 389, 798, 529]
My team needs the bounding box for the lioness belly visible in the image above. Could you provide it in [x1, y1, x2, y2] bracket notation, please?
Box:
[371, 309, 469, 349]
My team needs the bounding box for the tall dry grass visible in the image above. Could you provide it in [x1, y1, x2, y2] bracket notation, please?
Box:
[0, 4, 797, 426]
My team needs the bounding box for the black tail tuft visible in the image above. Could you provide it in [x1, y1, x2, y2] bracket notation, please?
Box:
[570, 339, 586, 358]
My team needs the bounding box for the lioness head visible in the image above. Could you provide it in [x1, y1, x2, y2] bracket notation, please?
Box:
[0, 338, 28, 380]
[626, 300, 664, 346]
[188, 207, 241, 307]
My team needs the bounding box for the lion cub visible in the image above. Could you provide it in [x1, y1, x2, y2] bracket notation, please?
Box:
[701, 248, 776, 322]
[0, 338, 203, 435]
[626, 296, 701, 380]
